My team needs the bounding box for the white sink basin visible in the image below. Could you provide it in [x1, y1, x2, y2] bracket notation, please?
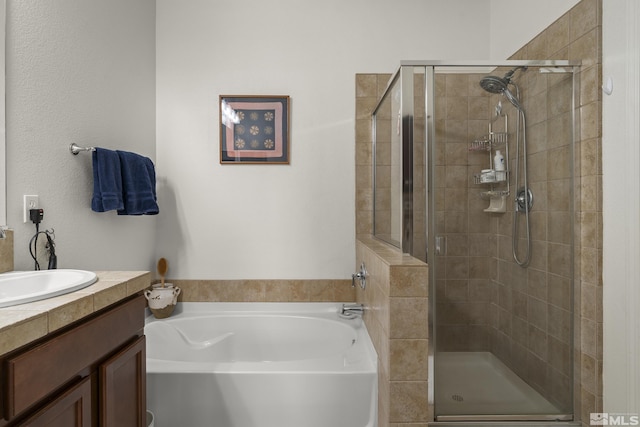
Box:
[0, 269, 98, 308]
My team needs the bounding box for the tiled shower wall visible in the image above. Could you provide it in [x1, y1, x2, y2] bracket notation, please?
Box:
[508, 1, 603, 422]
[372, 81, 402, 246]
[490, 66, 575, 410]
[356, 74, 430, 427]
[355, 0, 602, 425]
[372, 74, 427, 261]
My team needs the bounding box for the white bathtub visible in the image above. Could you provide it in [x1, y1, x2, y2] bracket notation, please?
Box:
[145, 302, 378, 427]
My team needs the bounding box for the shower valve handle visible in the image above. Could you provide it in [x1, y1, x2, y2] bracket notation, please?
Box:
[351, 263, 367, 289]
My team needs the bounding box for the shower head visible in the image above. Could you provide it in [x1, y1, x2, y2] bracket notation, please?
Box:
[479, 75, 509, 94]
[479, 66, 526, 111]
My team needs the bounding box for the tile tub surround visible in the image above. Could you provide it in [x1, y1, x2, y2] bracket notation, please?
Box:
[0, 271, 151, 355]
[154, 279, 355, 303]
[0, 229, 14, 274]
[157, 269, 427, 427]
[356, 236, 429, 427]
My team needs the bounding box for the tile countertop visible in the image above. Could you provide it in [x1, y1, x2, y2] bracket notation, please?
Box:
[0, 271, 151, 356]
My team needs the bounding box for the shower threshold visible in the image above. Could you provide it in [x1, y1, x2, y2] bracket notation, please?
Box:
[434, 352, 574, 423]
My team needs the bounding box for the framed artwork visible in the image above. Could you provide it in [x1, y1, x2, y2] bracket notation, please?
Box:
[219, 95, 290, 164]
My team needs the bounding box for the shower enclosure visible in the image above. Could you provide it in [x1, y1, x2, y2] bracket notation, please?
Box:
[372, 61, 580, 425]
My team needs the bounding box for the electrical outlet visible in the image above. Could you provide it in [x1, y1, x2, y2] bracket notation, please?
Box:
[23, 195, 39, 223]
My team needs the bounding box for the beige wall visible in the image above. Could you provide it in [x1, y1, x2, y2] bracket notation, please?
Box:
[7, 0, 157, 272]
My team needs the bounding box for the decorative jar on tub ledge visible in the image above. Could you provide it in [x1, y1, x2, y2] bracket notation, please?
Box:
[144, 283, 181, 318]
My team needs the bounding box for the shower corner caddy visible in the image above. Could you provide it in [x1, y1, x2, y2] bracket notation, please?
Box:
[469, 113, 510, 213]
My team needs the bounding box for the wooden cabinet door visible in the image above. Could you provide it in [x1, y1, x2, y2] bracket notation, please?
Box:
[4, 295, 145, 419]
[20, 376, 92, 427]
[99, 336, 146, 427]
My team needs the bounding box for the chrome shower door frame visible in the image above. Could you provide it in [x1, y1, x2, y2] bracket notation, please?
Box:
[416, 60, 581, 424]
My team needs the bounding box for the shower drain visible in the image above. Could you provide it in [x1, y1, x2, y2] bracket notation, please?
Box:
[451, 394, 464, 402]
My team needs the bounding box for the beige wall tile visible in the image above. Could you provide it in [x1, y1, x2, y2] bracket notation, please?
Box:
[0, 311, 48, 354]
[569, 28, 601, 68]
[356, 74, 378, 98]
[170, 279, 354, 303]
[580, 65, 601, 107]
[91, 281, 128, 311]
[48, 296, 94, 332]
[0, 230, 14, 273]
[389, 381, 428, 423]
[389, 297, 428, 339]
[570, 0, 600, 41]
[548, 13, 571, 56]
[390, 339, 428, 381]
[389, 265, 428, 297]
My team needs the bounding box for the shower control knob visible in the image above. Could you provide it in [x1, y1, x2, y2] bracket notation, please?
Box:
[516, 188, 534, 212]
[351, 263, 367, 289]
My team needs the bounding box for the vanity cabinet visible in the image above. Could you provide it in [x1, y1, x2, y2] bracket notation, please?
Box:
[0, 294, 146, 427]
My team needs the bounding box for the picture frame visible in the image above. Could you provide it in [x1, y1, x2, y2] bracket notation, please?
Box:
[219, 95, 290, 164]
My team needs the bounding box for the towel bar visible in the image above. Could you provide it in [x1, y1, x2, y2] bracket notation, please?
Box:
[69, 143, 96, 155]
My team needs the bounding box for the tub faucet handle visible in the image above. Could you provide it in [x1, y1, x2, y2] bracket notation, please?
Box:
[351, 262, 367, 289]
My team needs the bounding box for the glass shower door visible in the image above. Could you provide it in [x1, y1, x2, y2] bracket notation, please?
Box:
[425, 62, 578, 423]
[371, 60, 578, 424]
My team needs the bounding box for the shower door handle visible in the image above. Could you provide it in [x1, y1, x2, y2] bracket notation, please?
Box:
[435, 236, 446, 255]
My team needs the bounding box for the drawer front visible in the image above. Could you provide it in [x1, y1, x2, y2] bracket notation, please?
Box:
[4, 295, 145, 419]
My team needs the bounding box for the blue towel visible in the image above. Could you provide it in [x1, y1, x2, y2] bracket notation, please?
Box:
[91, 148, 124, 212]
[116, 150, 159, 215]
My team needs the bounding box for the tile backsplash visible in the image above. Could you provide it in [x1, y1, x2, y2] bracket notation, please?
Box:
[0, 230, 14, 273]
[158, 279, 354, 302]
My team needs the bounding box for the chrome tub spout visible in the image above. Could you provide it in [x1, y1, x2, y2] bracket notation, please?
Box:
[340, 303, 364, 319]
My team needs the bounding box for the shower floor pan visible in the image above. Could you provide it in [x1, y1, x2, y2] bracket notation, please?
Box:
[434, 352, 575, 424]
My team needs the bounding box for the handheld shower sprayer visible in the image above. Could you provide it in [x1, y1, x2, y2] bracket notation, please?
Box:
[479, 65, 532, 267]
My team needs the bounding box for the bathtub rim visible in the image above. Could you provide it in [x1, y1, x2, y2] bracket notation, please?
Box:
[145, 301, 378, 375]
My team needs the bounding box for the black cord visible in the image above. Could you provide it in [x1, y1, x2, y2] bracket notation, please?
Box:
[29, 223, 41, 270]
[29, 227, 57, 270]
[46, 232, 57, 269]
